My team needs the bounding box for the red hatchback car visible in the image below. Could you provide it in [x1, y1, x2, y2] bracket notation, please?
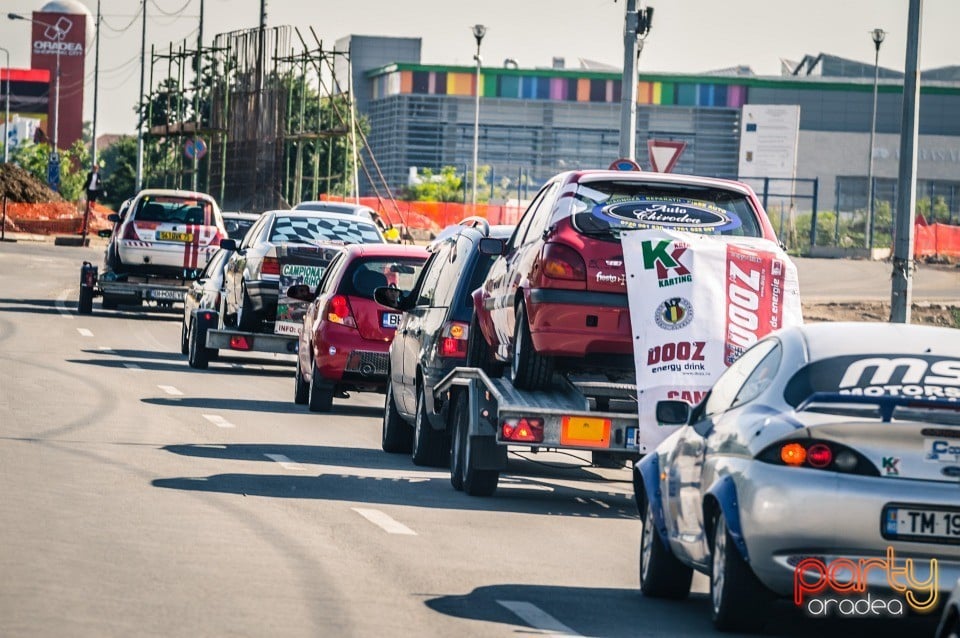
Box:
[292, 244, 428, 412]
[474, 170, 780, 390]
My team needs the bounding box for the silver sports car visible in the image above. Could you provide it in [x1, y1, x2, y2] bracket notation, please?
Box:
[635, 322, 960, 631]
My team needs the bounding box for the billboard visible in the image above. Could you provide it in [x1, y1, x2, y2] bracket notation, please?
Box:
[737, 104, 801, 192]
[29, 11, 86, 150]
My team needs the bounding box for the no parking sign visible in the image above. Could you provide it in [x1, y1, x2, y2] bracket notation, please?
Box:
[184, 138, 208, 160]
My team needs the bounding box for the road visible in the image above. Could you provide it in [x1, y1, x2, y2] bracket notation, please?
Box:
[0, 242, 946, 637]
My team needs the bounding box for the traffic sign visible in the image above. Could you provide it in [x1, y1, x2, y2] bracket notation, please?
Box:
[184, 137, 208, 160]
[647, 139, 687, 173]
[608, 157, 642, 171]
[47, 153, 61, 192]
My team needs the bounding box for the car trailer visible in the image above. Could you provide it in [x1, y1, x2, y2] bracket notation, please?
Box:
[78, 261, 192, 315]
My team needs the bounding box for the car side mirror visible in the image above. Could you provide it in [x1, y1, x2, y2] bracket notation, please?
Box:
[374, 286, 404, 309]
[220, 238, 238, 251]
[224, 220, 239, 234]
[97, 229, 113, 238]
[478, 237, 506, 256]
[285, 284, 314, 301]
[107, 213, 120, 223]
[656, 400, 691, 426]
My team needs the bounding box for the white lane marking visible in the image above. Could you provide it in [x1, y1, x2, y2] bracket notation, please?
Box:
[77, 328, 94, 337]
[499, 483, 554, 492]
[98, 346, 114, 353]
[123, 363, 142, 372]
[315, 465, 447, 481]
[56, 289, 74, 319]
[202, 414, 235, 428]
[497, 601, 580, 637]
[265, 453, 305, 471]
[351, 508, 417, 536]
[158, 385, 183, 396]
[590, 498, 610, 509]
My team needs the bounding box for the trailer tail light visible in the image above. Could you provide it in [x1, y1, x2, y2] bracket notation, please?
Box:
[501, 417, 544, 443]
[229, 335, 253, 351]
[261, 257, 281, 276]
[541, 243, 586, 281]
[438, 321, 469, 359]
[327, 294, 356, 328]
[201, 311, 214, 322]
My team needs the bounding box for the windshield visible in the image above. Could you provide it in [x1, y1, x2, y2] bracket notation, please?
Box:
[567, 179, 762, 239]
[340, 258, 426, 298]
[270, 215, 384, 245]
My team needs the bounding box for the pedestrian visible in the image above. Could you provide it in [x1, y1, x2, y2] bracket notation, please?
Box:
[83, 164, 105, 205]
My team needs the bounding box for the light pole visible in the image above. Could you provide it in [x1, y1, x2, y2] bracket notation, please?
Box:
[471, 24, 486, 207]
[866, 27, 885, 251]
[0, 46, 9, 164]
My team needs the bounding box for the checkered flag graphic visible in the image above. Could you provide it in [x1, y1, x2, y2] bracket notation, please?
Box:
[272, 216, 382, 245]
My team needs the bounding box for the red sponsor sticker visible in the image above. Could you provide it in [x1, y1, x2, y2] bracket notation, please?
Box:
[723, 245, 786, 366]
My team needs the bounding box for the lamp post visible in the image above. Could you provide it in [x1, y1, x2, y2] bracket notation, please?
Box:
[866, 27, 885, 251]
[0, 46, 9, 164]
[471, 24, 486, 207]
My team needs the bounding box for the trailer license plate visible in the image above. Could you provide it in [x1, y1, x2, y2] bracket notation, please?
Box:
[883, 505, 960, 543]
[560, 416, 611, 447]
[149, 289, 185, 301]
[158, 231, 194, 242]
[381, 312, 401, 328]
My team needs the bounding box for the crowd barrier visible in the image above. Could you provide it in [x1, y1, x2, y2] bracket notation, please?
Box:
[914, 222, 960, 259]
[327, 197, 524, 234]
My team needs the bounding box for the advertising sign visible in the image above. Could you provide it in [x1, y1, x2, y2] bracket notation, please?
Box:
[623, 229, 803, 452]
[30, 11, 86, 149]
[738, 104, 801, 192]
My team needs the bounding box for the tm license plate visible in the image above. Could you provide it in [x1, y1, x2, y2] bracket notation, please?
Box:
[560, 416, 611, 448]
[157, 231, 194, 242]
[883, 505, 960, 543]
[381, 312, 401, 328]
[149, 289, 185, 301]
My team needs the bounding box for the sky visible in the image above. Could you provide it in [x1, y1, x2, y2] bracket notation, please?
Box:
[0, 0, 957, 135]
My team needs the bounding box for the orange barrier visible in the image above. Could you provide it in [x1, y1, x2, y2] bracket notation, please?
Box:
[3, 202, 113, 235]
[915, 222, 960, 259]
[326, 197, 524, 234]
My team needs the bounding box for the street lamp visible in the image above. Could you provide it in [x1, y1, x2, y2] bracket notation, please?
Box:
[0, 46, 9, 164]
[866, 27, 886, 251]
[471, 24, 486, 207]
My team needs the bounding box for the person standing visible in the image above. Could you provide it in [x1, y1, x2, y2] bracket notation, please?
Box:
[83, 164, 105, 205]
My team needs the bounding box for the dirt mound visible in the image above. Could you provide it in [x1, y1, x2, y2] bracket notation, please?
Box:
[0, 164, 64, 204]
[804, 301, 959, 328]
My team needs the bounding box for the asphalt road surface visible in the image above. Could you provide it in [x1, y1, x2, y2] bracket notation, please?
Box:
[0, 242, 947, 637]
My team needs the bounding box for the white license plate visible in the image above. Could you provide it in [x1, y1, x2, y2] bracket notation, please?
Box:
[150, 289, 185, 301]
[883, 506, 960, 542]
[381, 312, 401, 328]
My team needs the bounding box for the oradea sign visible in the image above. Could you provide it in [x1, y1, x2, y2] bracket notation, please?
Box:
[30, 11, 87, 150]
[31, 14, 85, 57]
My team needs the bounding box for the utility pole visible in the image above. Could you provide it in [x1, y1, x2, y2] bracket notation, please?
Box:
[91, 0, 101, 166]
[135, 0, 147, 191]
[865, 28, 885, 251]
[890, 0, 923, 324]
[1, 47, 9, 164]
[192, 0, 204, 191]
[253, 0, 266, 204]
[618, 2, 653, 161]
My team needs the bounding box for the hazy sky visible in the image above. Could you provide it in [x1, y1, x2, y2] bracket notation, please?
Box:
[1, 0, 956, 134]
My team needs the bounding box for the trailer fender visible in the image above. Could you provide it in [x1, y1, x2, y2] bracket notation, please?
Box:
[192, 308, 220, 348]
[466, 380, 507, 471]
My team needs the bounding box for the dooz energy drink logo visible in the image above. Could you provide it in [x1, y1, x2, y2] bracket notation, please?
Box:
[794, 547, 938, 618]
[641, 239, 691, 288]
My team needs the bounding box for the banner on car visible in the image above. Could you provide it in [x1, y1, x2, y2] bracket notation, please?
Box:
[622, 229, 803, 452]
[274, 247, 340, 335]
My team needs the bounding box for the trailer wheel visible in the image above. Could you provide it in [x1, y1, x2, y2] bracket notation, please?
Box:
[381, 379, 413, 453]
[411, 385, 449, 467]
[180, 320, 189, 356]
[78, 286, 93, 315]
[293, 357, 309, 405]
[187, 322, 210, 369]
[451, 390, 499, 497]
[448, 391, 465, 491]
[307, 360, 334, 412]
[510, 301, 553, 390]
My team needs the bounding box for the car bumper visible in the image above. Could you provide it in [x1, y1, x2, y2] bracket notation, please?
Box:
[733, 461, 960, 603]
[314, 323, 391, 389]
[526, 288, 631, 357]
[118, 241, 217, 272]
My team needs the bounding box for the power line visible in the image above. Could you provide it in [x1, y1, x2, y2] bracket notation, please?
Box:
[101, 6, 143, 33]
[150, 0, 193, 17]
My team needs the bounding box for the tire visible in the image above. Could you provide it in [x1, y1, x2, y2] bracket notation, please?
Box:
[710, 512, 772, 632]
[638, 496, 693, 599]
[78, 286, 93, 315]
[467, 313, 502, 378]
[307, 360, 334, 412]
[448, 391, 465, 491]
[237, 284, 261, 332]
[411, 384, 449, 467]
[293, 357, 309, 405]
[450, 390, 499, 497]
[187, 322, 210, 369]
[180, 319, 189, 355]
[381, 379, 413, 453]
[510, 301, 553, 390]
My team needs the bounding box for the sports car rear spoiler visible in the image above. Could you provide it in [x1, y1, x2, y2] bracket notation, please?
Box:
[797, 392, 960, 423]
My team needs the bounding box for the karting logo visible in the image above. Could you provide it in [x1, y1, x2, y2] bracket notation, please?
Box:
[641, 239, 691, 288]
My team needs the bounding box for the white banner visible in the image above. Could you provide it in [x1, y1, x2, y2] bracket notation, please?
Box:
[622, 229, 803, 452]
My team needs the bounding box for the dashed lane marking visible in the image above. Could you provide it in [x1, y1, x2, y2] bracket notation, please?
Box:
[351, 508, 417, 536]
[202, 414, 235, 428]
[264, 453, 305, 471]
[497, 601, 580, 637]
[123, 363, 143, 372]
[158, 385, 183, 396]
[77, 328, 94, 337]
[590, 498, 610, 509]
[56, 289, 74, 319]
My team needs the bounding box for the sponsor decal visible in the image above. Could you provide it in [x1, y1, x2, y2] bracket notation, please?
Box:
[274, 321, 302, 336]
[281, 263, 324, 289]
[925, 438, 960, 463]
[723, 245, 787, 365]
[641, 239, 692, 288]
[666, 389, 707, 404]
[881, 456, 900, 476]
[595, 197, 741, 233]
[654, 297, 694, 331]
[275, 263, 326, 335]
[794, 547, 938, 617]
[837, 356, 960, 401]
[647, 341, 707, 374]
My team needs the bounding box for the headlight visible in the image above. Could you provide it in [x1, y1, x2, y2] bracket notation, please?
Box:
[756, 439, 879, 476]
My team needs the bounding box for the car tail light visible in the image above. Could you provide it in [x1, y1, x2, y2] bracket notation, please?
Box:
[121, 223, 141, 241]
[501, 417, 544, 443]
[229, 335, 253, 350]
[261, 257, 280, 276]
[326, 294, 356, 328]
[759, 439, 879, 476]
[437, 321, 469, 359]
[541, 243, 586, 281]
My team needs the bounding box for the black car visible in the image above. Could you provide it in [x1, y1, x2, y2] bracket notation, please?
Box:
[376, 218, 513, 467]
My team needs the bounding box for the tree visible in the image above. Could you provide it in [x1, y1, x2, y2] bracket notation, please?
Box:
[11, 139, 90, 202]
[99, 136, 137, 210]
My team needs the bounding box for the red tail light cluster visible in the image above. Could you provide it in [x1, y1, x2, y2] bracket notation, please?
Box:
[501, 417, 544, 443]
[759, 439, 878, 476]
[121, 223, 141, 241]
[541, 243, 586, 281]
[229, 335, 253, 351]
[261, 257, 281, 276]
[438, 321, 469, 359]
[326, 294, 356, 328]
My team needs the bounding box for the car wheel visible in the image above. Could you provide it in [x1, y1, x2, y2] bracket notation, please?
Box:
[307, 359, 334, 412]
[187, 322, 209, 369]
[237, 284, 261, 332]
[467, 313, 502, 378]
[293, 356, 309, 405]
[450, 390, 498, 497]
[78, 285, 93, 315]
[510, 301, 553, 390]
[411, 384, 449, 467]
[711, 513, 772, 632]
[381, 379, 413, 453]
[638, 496, 693, 599]
[180, 319, 190, 355]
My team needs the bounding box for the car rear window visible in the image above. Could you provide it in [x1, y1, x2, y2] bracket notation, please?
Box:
[567, 179, 762, 239]
[339, 258, 426, 299]
[270, 215, 383, 244]
[135, 196, 213, 225]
